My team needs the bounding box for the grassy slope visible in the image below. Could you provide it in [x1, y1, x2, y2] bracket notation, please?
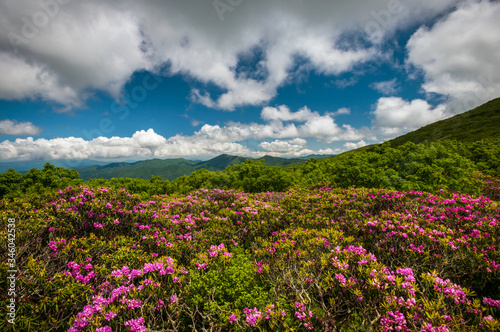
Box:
[326, 97, 500, 162]
[389, 97, 500, 147]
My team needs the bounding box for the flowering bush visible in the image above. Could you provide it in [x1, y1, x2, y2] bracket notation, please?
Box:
[1, 184, 499, 331]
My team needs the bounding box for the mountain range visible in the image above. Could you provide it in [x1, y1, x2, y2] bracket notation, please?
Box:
[74, 154, 333, 181]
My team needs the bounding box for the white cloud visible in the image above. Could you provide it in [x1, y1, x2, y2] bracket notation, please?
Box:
[407, 0, 500, 114]
[372, 97, 446, 138]
[0, 129, 254, 161]
[370, 78, 399, 95]
[333, 77, 358, 89]
[292, 147, 341, 157]
[0, 0, 460, 111]
[202, 105, 367, 143]
[0, 119, 42, 136]
[326, 107, 351, 118]
[298, 115, 342, 143]
[343, 140, 367, 150]
[0, 103, 375, 161]
[191, 119, 202, 127]
[0, 52, 81, 106]
[261, 105, 315, 122]
[259, 138, 307, 153]
[289, 137, 307, 145]
[193, 105, 362, 144]
[0, 1, 151, 107]
[131, 129, 167, 148]
[334, 107, 351, 115]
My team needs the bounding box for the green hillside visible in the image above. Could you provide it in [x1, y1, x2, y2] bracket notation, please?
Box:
[75, 158, 199, 181]
[75, 154, 308, 181]
[195, 154, 249, 171]
[389, 97, 500, 147]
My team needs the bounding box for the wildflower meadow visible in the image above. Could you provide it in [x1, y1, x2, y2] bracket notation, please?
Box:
[1, 183, 499, 331]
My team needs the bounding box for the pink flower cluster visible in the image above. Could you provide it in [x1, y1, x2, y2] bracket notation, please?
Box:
[294, 302, 315, 329]
[110, 265, 143, 283]
[193, 243, 232, 270]
[95, 326, 112, 332]
[243, 307, 262, 327]
[228, 314, 238, 325]
[48, 238, 66, 257]
[124, 317, 147, 332]
[426, 273, 468, 304]
[483, 297, 500, 308]
[385, 296, 417, 309]
[68, 257, 179, 331]
[380, 310, 409, 332]
[420, 323, 450, 332]
[66, 259, 96, 284]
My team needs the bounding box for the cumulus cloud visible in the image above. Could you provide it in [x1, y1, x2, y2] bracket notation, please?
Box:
[0, 129, 255, 161]
[370, 78, 399, 95]
[0, 52, 81, 106]
[334, 108, 351, 116]
[261, 105, 315, 122]
[193, 105, 364, 144]
[0, 119, 42, 136]
[0, 0, 460, 111]
[298, 115, 342, 143]
[372, 97, 446, 138]
[406, 0, 500, 114]
[259, 138, 307, 153]
[0, 1, 152, 107]
[343, 140, 367, 150]
[203, 105, 368, 144]
[0, 104, 374, 161]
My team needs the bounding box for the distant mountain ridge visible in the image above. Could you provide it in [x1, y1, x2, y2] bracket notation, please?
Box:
[0, 159, 111, 174]
[75, 154, 334, 181]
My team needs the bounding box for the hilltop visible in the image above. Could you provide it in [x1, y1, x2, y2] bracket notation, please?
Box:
[388, 97, 500, 147]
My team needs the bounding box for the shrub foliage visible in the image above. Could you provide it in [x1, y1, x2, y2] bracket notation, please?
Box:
[1, 184, 500, 331]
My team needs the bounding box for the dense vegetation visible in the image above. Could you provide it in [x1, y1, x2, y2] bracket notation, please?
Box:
[1, 139, 500, 331]
[1, 138, 499, 201]
[1, 184, 499, 331]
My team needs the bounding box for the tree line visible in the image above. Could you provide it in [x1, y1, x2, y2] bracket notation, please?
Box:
[1, 138, 499, 200]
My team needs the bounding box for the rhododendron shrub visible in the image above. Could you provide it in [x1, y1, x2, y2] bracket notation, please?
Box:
[1, 185, 499, 331]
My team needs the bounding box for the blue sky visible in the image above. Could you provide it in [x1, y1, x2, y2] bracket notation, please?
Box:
[0, 0, 499, 164]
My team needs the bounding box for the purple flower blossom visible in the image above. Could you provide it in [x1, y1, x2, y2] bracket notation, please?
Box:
[229, 314, 238, 325]
[483, 297, 500, 307]
[124, 317, 147, 332]
[104, 311, 117, 321]
[243, 307, 262, 327]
